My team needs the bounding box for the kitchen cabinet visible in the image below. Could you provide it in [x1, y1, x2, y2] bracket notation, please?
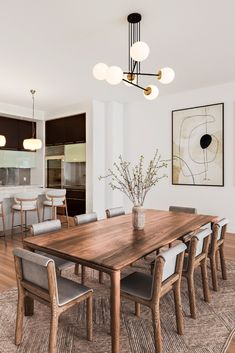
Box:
[0, 150, 36, 168]
[64, 143, 86, 162]
[0, 116, 36, 151]
[46, 113, 86, 146]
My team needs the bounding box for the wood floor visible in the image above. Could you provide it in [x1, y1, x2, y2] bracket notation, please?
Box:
[0, 231, 234, 352]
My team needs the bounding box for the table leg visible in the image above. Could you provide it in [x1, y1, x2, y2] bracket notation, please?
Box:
[110, 270, 120, 353]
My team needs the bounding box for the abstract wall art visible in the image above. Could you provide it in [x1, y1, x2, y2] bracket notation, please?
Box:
[172, 103, 224, 186]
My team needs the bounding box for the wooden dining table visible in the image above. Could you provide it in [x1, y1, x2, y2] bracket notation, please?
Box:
[23, 209, 217, 353]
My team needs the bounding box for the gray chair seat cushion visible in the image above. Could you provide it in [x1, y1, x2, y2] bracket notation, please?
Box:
[36, 251, 74, 271]
[57, 276, 93, 306]
[121, 272, 152, 300]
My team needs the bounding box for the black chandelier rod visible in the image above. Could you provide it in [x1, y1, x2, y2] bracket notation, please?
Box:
[123, 71, 160, 78]
[122, 78, 147, 91]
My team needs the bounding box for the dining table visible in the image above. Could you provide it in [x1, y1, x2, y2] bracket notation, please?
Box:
[23, 209, 217, 353]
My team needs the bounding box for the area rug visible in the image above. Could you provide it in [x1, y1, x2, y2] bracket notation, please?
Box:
[0, 259, 234, 353]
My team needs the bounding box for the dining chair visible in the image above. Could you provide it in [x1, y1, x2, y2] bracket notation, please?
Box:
[121, 243, 187, 353]
[105, 206, 125, 218]
[13, 248, 93, 353]
[182, 227, 211, 319]
[73, 212, 104, 283]
[208, 218, 229, 291]
[12, 193, 40, 238]
[169, 205, 197, 214]
[167, 206, 197, 248]
[0, 200, 6, 246]
[43, 189, 69, 227]
[31, 219, 75, 275]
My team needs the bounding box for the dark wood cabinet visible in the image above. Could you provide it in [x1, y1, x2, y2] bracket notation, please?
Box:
[0, 116, 36, 151]
[46, 113, 86, 146]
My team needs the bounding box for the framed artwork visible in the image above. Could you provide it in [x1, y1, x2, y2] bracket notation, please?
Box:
[172, 103, 224, 186]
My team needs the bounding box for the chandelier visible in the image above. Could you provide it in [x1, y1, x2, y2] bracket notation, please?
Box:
[23, 89, 42, 151]
[93, 13, 175, 100]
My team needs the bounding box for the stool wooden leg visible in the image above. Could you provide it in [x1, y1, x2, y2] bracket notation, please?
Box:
[20, 209, 24, 239]
[37, 205, 40, 223]
[42, 206, 45, 221]
[11, 209, 15, 238]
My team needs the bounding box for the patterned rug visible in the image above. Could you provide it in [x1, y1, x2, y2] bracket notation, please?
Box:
[0, 258, 234, 353]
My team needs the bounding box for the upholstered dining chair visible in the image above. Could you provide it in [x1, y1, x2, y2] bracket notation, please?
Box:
[167, 205, 197, 248]
[73, 212, 103, 283]
[169, 205, 197, 214]
[13, 248, 93, 353]
[31, 219, 75, 275]
[0, 199, 6, 246]
[182, 228, 211, 319]
[43, 189, 69, 227]
[105, 206, 125, 218]
[12, 193, 40, 238]
[121, 243, 187, 353]
[208, 218, 229, 291]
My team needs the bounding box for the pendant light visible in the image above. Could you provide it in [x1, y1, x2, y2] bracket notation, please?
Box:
[0, 135, 6, 147]
[23, 89, 42, 151]
[93, 13, 175, 100]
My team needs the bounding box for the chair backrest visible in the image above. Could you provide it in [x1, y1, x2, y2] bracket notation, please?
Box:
[169, 205, 197, 214]
[211, 218, 228, 255]
[46, 189, 66, 204]
[105, 207, 125, 218]
[14, 193, 38, 207]
[151, 243, 186, 301]
[74, 212, 98, 226]
[13, 248, 57, 302]
[31, 219, 61, 236]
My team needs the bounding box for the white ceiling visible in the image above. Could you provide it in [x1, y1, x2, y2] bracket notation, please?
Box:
[0, 0, 235, 112]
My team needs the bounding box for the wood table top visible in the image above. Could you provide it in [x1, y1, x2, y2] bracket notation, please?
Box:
[23, 209, 217, 271]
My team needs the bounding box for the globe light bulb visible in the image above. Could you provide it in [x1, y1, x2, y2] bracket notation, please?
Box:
[93, 62, 108, 80]
[123, 73, 137, 87]
[130, 41, 150, 62]
[143, 85, 159, 100]
[106, 66, 123, 85]
[0, 135, 6, 147]
[158, 67, 175, 84]
[23, 138, 42, 151]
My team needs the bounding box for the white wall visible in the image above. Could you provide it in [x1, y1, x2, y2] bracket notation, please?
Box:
[124, 81, 235, 231]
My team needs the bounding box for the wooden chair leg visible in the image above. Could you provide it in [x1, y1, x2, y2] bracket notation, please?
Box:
[81, 265, 86, 284]
[173, 282, 184, 334]
[187, 275, 196, 319]
[74, 264, 79, 275]
[86, 296, 93, 341]
[49, 309, 59, 353]
[135, 302, 140, 317]
[99, 271, 104, 284]
[219, 245, 227, 280]
[152, 304, 162, 353]
[15, 289, 25, 345]
[216, 250, 220, 270]
[210, 257, 218, 291]
[200, 259, 210, 302]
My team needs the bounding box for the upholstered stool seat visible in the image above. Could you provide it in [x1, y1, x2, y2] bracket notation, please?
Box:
[12, 204, 37, 211]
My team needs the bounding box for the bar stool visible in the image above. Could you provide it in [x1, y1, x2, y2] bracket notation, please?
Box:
[0, 200, 6, 246]
[12, 193, 40, 238]
[42, 189, 69, 227]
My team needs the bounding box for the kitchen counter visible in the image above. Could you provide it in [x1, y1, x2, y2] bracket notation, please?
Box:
[0, 185, 47, 199]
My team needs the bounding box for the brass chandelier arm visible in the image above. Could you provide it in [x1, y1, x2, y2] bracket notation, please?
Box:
[122, 78, 147, 91]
